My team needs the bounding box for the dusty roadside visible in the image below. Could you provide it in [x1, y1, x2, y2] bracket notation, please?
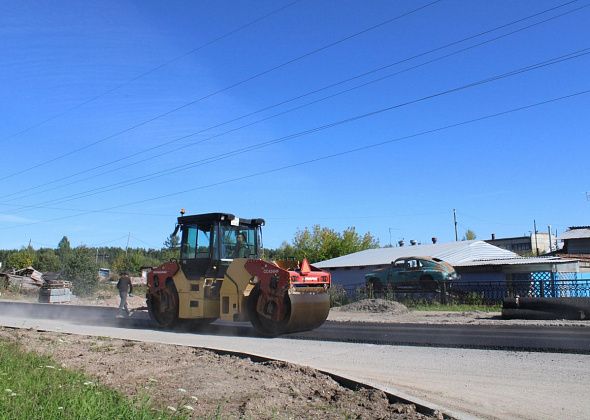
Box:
[0, 327, 438, 419]
[3, 289, 589, 327]
[328, 299, 590, 327]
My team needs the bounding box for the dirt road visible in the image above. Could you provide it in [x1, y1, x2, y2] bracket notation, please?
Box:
[2, 315, 588, 420]
[0, 326, 432, 420]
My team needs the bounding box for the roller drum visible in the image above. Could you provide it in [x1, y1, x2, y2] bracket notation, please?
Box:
[248, 287, 330, 336]
[283, 291, 330, 333]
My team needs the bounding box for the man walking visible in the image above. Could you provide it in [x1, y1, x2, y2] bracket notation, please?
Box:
[116, 272, 133, 316]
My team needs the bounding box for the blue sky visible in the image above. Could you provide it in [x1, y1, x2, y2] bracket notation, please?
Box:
[0, 0, 588, 251]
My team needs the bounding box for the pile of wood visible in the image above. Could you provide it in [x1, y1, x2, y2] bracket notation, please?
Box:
[38, 273, 72, 304]
[0, 267, 44, 289]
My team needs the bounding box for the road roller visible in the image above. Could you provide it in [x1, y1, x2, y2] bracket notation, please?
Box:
[146, 212, 331, 336]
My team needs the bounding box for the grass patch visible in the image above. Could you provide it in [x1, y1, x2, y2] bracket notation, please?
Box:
[0, 339, 183, 419]
[406, 303, 501, 312]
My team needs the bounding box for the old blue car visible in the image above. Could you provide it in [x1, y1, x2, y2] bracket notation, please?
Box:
[364, 256, 458, 293]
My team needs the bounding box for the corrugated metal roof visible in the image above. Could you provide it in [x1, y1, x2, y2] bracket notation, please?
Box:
[456, 256, 579, 267]
[314, 240, 518, 268]
[560, 228, 590, 240]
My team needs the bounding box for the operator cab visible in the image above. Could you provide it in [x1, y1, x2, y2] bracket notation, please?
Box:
[175, 212, 264, 279]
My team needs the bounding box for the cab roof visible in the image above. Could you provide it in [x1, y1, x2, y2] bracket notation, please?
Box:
[177, 212, 265, 228]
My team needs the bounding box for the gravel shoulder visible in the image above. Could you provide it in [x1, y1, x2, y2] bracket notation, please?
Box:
[328, 299, 590, 327]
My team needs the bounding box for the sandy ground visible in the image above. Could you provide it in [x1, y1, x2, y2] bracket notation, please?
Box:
[0, 327, 436, 419]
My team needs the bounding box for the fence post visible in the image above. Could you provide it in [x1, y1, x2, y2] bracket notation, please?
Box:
[440, 282, 448, 305]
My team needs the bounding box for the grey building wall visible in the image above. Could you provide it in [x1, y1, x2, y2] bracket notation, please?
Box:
[486, 233, 552, 255]
[566, 238, 590, 254]
[327, 266, 379, 288]
[458, 272, 505, 283]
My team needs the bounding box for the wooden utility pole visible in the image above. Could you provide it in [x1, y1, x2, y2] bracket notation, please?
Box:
[453, 209, 458, 241]
[125, 232, 130, 256]
[533, 220, 539, 256]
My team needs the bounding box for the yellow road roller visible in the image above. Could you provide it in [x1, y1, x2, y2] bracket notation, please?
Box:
[146, 212, 331, 336]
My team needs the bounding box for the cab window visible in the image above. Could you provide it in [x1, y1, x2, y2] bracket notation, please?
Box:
[181, 226, 211, 259]
[219, 225, 257, 259]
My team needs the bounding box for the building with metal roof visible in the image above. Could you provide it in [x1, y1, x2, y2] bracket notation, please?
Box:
[559, 226, 590, 240]
[314, 240, 580, 288]
[552, 226, 590, 269]
[485, 232, 553, 255]
[559, 226, 590, 255]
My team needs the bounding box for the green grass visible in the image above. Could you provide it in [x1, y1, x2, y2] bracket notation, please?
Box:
[406, 303, 501, 312]
[0, 340, 184, 420]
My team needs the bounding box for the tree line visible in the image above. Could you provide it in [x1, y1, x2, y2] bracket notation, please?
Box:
[0, 226, 380, 296]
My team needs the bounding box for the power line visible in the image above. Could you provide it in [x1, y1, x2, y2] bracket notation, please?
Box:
[89, 235, 130, 247]
[129, 234, 160, 249]
[1, 88, 588, 230]
[0, 201, 171, 217]
[0, 0, 442, 183]
[4, 0, 586, 201]
[0, 0, 302, 143]
[6, 47, 589, 211]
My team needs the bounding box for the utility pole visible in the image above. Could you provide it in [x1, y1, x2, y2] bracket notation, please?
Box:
[547, 225, 553, 252]
[453, 209, 458, 241]
[388, 228, 392, 247]
[125, 232, 130, 256]
[533, 219, 539, 256]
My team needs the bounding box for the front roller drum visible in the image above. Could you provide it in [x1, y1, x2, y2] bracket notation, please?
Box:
[284, 292, 330, 332]
[248, 287, 330, 336]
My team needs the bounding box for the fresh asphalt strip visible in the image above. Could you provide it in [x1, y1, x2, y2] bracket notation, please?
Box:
[1, 301, 589, 354]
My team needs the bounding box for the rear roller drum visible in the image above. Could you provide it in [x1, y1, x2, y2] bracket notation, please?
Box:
[147, 281, 179, 328]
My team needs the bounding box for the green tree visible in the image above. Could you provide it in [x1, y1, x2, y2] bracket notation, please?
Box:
[160, 233, 180, 262]
[6, 248, 35, 270]
[34, 248, 61, 272]
[111, 250, 159, 275]
[163, 233, 180, 250]
[57, 236, 71, 263]
[63, 247, 98, 296]
[463, 229, 477, 241]
[276, 225, 379, 263]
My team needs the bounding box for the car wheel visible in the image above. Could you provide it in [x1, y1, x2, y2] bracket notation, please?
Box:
[419, 275, 437, 291]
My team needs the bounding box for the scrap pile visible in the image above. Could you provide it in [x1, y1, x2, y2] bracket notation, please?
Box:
[0, 267, 44, 289]
[38, 272, 72, 303]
